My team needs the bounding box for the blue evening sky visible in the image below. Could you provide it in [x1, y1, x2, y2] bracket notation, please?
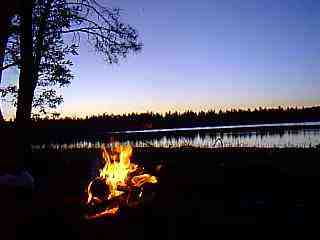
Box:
[2, 0, 320, 118]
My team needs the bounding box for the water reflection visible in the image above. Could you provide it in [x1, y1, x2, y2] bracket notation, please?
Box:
[31, 127, 320, 150]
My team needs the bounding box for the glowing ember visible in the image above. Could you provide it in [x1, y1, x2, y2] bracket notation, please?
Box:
[85, 207, 119, 220]
[85, 143, 158, 219]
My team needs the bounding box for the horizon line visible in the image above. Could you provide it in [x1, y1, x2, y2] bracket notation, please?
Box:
[3, 103, 320, 121]
[58, 103, 320, 119]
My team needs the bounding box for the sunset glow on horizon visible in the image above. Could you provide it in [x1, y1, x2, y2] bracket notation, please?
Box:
[1, 0, 320, 119]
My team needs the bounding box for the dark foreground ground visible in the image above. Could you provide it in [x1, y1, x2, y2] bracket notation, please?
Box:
[1, 147, 320, 238]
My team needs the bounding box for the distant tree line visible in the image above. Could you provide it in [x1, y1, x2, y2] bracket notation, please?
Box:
[26, 105, 320, 140]
[1, 105, 319, 142]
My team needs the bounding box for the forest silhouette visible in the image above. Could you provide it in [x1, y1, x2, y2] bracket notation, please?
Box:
[1, 105, 318, 143]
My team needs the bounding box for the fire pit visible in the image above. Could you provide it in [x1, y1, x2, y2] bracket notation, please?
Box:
[84, 143, 158, 219]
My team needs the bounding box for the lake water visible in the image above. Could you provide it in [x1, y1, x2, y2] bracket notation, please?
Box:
[32, 122, 320, 150]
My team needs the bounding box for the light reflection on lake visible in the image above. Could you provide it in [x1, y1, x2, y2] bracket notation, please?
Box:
[31, 122, 320, 150]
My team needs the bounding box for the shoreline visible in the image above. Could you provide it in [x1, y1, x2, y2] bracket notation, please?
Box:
[110, 120, 320, 134]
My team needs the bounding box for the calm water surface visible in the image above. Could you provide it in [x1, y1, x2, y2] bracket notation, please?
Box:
[32, 122, 320, 150]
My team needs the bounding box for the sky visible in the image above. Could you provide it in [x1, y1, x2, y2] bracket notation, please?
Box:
[2, 0, 320, 118]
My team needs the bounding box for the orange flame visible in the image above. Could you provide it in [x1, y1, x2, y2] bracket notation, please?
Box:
[85, 143, 157, 218]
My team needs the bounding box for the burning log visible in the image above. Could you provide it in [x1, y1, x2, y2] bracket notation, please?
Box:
[84, 143, 158, 219]
[86, 178, 109, 204]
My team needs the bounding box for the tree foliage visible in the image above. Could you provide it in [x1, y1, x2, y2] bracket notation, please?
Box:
[0, 0, 142, 117]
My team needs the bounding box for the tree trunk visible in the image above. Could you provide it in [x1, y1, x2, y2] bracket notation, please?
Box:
[0, 5, 11, 123]
[16, 0, 34, 125]
[32, 0, 54, 94]
[15, 0, 34, 172]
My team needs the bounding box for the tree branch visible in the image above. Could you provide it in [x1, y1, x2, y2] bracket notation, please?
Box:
[66, 1, 116, 27]
[62, 27, 102, 34]
[62, 29, 137, 48]
[0, 60, 20, 71]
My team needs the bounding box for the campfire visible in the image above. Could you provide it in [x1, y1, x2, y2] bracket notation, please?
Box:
[85, 143, 158, 219]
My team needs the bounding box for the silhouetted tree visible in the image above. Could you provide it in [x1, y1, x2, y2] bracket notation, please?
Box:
[0, 0, 142, 173]
[23, 105, 320, 143]
[1, 0, 142, 119]
[0, 1, 22, 122]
